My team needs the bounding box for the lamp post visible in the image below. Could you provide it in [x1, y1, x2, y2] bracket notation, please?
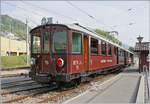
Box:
[137, 35, 143, 73]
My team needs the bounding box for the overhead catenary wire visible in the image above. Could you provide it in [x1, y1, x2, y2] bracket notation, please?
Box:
[66, 1, 115, 31]
[67, 1, 137, 31]
[21, 0, 92, 27]
[4, 1, 114, 30]
[4, 1, 136, 31]
[3, 1, 89, 28]
[3, 2, 39, 27]
[21, 0, 77, 22]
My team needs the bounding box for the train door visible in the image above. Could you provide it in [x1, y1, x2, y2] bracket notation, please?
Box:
[116, 47, 119, 64]
[40, 29, 51, 73]
[124, 51, 127, 65]
[83, 35, 89, 71]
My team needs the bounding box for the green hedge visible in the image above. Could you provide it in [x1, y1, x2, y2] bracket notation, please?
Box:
[1, 55, 30, 69]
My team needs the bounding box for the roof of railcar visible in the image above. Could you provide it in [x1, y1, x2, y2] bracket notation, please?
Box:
[30, 24, 133, 54]
[66, 24, 133, 54]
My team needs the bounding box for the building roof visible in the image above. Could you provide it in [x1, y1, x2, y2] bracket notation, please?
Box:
[134, 42, 150, 51]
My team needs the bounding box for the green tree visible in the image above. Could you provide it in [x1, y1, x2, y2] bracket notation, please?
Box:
[95, 29, 122, 45]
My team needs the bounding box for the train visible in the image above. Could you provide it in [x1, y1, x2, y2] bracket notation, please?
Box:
[29, 23, 133, 85]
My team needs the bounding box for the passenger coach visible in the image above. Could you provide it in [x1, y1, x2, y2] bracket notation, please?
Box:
[29, 23, 133, 84]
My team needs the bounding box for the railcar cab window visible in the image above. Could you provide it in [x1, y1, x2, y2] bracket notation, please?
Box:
[53, 31, 67, 53]
[114, 47, 117, 55]
[91, 38, 98, 55]
[72, 32, 82, 53]
[108, 44, 112, 56]
[43, 32, 49, 53]
[32, 35, 41, 53]
[101, 41, 106, 55]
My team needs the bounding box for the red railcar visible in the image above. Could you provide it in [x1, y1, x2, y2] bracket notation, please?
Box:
[29, 23, 133, 83]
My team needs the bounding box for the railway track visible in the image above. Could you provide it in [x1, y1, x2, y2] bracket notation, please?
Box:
[2, 80, 35, 89]
[37, 74, 114, 103]
[3, 85, 57, 103]
[2, 73, 116, 103]
[2, 82, 51, 95]
[1, 77, 31, 85]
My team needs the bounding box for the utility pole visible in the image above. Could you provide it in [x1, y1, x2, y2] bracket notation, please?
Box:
[9, 19, 12, 56]
[0, 30, 1, 104]
[26, 19, 29, 65]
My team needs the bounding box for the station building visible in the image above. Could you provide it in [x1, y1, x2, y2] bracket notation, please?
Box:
[0, 35, 27, 56]
[134, 42, 149, 71]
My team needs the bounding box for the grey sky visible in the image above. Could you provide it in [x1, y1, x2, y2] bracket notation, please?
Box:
[1, 1, 149, 47]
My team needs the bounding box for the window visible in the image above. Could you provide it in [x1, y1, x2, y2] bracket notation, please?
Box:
[101, 41, 106, 55]
[122, 51, 124, 57]
[53, 31, 67, 53]
[32, 35, 41, 53]
[72, 32, 82, 53]
[91, 38, 98, 55]
[43, 32, 49, 53]
[108, 44, 112, 56]
[119, 49, 121, 56]
[114, 47, 117, 55]
[119, 49, 124, 57]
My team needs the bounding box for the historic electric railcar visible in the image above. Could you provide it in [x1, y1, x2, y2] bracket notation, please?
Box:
[29, 23, 133, 84]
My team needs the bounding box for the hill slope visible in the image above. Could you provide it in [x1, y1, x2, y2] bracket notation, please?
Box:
[1, 15, 31, 40]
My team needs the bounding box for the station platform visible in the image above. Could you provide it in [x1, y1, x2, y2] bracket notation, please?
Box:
[64, 66, 149, 104]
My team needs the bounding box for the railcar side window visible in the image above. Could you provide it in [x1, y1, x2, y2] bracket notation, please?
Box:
[122, 51, 124, 57]
[32, 35, 41, 53]
[72, 32, 82, 53]
[119, 49, 124, 57]
[43, 32, 49, 53]
[91, 38, 98, 55]
[119, 49, 122, 56]
[101, 41, 106, 55]
[53, 31, 67, 53]
[108, 44, 112, 56]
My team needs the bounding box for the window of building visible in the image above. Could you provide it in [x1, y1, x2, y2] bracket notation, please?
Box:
[53, 31, 67, 53]
[43, 32, 49, 53]
[101, 41, 106, 55]
[91, 38, 98, 55]
[72, 32, 82, 53]
[108, 44, 112, 56]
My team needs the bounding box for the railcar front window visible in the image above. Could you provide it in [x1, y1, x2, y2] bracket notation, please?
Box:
[53, 31, 67, 53]
[43, 32, 49, 53]
[32, 36, 41, 53]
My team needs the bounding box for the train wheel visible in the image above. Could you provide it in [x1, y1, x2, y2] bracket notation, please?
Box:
[90, 74, 97, 78]
[72, 78, 81, 87]
[57, 82, 66, 90]
[76, 77, 81, 85]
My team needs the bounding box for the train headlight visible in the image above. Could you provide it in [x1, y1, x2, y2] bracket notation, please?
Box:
[31, 58, 36, 65]
[57, 58, 64, 67]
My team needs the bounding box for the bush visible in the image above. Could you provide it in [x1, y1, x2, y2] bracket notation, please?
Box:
[1, 55, 30, 69]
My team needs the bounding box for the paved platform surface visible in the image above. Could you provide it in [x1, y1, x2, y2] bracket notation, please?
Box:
[64, 67, 146, 104]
